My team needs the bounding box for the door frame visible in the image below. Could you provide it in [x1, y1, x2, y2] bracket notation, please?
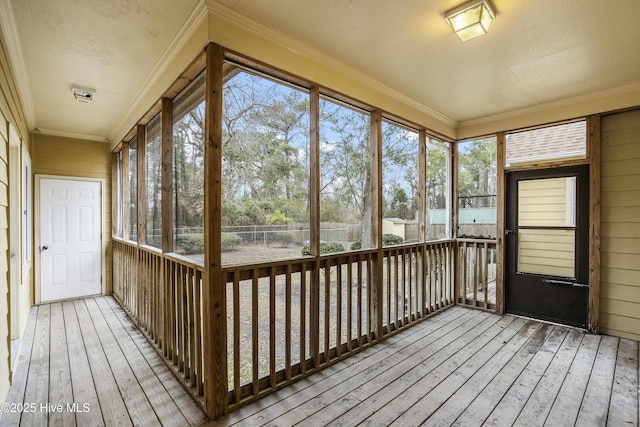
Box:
[495, 115, 601, 333]
[505, 165, 590, 328]
[35, 175, 106, 304]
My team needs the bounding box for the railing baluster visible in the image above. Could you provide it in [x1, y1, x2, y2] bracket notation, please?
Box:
[483, 242, 489, 309]
[336, 258, 342, 358]
[346, 256, 353, 352]
[300, 263, 306, 375]
[194, 269, 203, 396]
[285, 263, 292, 380]
[251, 269, 259, 396]
[233, 270, 240, 403]
[357, 257, 363, 348]
[324, 260, 330, 363]
[386, 253, 392, 329]
[269, 266, 276, 388]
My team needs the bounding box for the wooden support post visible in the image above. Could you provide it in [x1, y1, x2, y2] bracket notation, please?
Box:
[111, 153, 119, 237]
[450, 141, 460, 305]
[122, 141, 131, 240]
[370, 110, 383, 340]
[451, 142, 459, 240]
[587, 114, 601, 333]
[137, 124, 147, 246]
[203, 42, 227, 419]
[418, 130, 427, 315]
[309, 85, 321, 367]
[161, 98, 173, 253]
[495, 131, 506, 314]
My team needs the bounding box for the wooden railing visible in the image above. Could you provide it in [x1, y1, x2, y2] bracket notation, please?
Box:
[223, 240, 456, 409]
[112, 239, 205, 401]
[456, 238, 497, 310]
[113, 239, 458, 414]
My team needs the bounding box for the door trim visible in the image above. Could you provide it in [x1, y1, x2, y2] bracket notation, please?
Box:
[35, 175, 106, 304]
[505, 165, 590, 328]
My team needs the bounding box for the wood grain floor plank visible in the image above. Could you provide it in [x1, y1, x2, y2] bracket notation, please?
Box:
[387, 320, 542, 427]
[2, 307, 38, 427]
[449, 324, 558, 427]
[543, 333, 601, 427]
[62, 300, 104, 427]
[94, 296, 189, 427]
[265, 310, 486, 426]
[223, 306, 468, 425]
[297, 311, 496, 426]
[513, 328, 584, 427]
[74, 299, 133, 427]
[103, 296, 209, 427]
[47, 303, 75, 427]
[483, 326, 570, 426]
[234, 311, 479, 425]
[20, 305, 50, 427]
[331, 314, 517, 426]
[83, 298, 160, 426]
[576, 335, 619, 426]
[6, 300, 637, 427]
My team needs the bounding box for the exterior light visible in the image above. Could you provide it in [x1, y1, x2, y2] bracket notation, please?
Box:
[444, 0, 496, 42]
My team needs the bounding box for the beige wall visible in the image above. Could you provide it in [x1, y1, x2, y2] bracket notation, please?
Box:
[0, 24, 31, 402]
[600, 109, 640, 340]
[32, 134, 113, 295]
[0, 105, 10, 403]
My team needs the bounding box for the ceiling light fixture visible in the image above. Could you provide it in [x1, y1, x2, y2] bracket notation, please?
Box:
[72, 87, 96, 103]
[444, 0, 496, 42]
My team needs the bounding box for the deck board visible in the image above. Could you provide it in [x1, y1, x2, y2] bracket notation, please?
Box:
[544, 333, 601, 426]
[20, 304, 51, 427]
[62, 300, 104, 426]
[334, 315, 520, 426]
[101, 297, 209, 427]
[576, 335, 619, 426]
[513, 327, 583, 426]
[3, 298, 639, 427]
[2, 308, 37, 427]
[210, 307, 640, 427]
[298, 312, 499, 426]
[48, 303, 75, 427]
[1, 296, 208, 427]
[612, 340, 640, 425]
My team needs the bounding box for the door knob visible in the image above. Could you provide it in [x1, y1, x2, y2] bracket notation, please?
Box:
[41, 245, 49, 251]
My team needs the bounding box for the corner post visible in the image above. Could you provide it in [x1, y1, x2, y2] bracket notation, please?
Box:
[587, 114, 601, 333]
[495, 131, 506, 314]
[370, 110, 383, 340]
[203, 42, 227, 419]
[309, 85, 321, 367]
[418, 130, 427, 314]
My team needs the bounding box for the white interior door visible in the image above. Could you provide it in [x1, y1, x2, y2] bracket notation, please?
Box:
[40, 178, 102, 302]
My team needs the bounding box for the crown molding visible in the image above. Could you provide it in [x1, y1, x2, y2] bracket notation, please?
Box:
[33, 128, 109, 143]
[459, 81, 640, 129]
[107, 0, 209, 144]
[0, 0, 35, 130]
[205, 0, 457, 128]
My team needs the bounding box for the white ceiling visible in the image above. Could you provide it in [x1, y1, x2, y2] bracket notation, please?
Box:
[5, 0, 640, 142]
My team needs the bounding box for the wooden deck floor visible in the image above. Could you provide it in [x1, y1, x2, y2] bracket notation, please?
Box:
[214, 306, 639, 427]
[2, 296, 209, 427]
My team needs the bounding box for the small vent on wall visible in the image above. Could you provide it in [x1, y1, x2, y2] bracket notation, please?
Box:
[72, 87, 95, 103]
